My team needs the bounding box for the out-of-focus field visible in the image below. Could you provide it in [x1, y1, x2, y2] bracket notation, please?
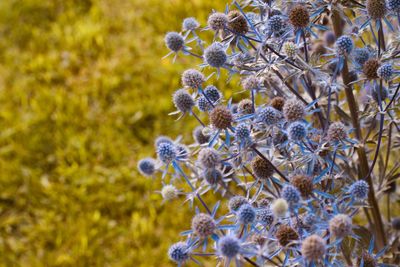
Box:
[0, 0, 224, 266]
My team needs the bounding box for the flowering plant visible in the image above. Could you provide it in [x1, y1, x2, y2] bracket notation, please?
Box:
[139, 0, 400, 266]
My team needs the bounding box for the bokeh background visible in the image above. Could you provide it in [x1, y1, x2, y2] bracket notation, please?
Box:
[0, 0, 227, 266]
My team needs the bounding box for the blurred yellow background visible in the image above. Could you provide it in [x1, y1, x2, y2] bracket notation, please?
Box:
[0, 0, 226, 266]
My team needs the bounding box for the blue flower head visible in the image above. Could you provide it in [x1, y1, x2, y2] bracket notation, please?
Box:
[168, 242, 190, 263]
[182, 17, 200, 31]
[237, 203, 256, 224]
[282, 184, 301, 204]
[258, 106, 281, 125]
[235, 123, 251, 141]
[157, 142, 177, 164]
[268, 15, 286, 34]
[377, 64, 393, 81]
[165, 32, 184, 52]
[137, 158, 156, 176]
[388, 0, 400, 12]
[349, 180, 369, 199]
[335, 35, 353, 56]
[288, 121, 307, 141]
[218, 235, 241, 258]
[204, 85, 222, 103]
[204, 42, 227, 68]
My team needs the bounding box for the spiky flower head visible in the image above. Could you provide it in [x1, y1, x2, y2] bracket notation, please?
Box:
[182, 17, 200, 31]
[392, 217, 400, 230]
[182, 69, 205, 89]
[288, 121, 307, 141]
[251, 234, 267, 246]
[275, 225, 299, 246]
[271, 198, 288, 217]
[268, 15, 286, 33]
[242, 75, 261, 91]
[161, 184, 179, 200]
[237, 99, 253, 114]
[197, 96, 213, 112]
[377, 64, 393, 81]
[251, 156, 274, 180]
[204, 42, 227, 68]
[258, 106, 281, 125]
[193, 126, 210, 144]
[210, 105, 233, 129]
[282, 184, 302, 204]
[173, 89, 195, 113]
[165, 32, 184, 52]
[198, 147, 220, 169]
[367, 0, 387, 19]
[204, 85, 222, 103]
[203, 168, 222, 185]
[284, 41, 297, 58]
[168, 242, 189, 263]
[291, 174, 314, 198]
[363, 58, 380, 79]
[235, 123, 251, 140]
[335, 35, 353, 55]
[192, 213, 216, 237]
[349, 180, 369, 199]
[138, 158, 156, 176]
[301, 235, 326, 261]
[207, 12, 228, 31]
[329, 214, 352, 238]
[388, 0, 400, 12]
[155, 136, 173, 147]
[237, 203, 256, 224]
[256, 208, 274, 226]
[228, 196, 249, 212]
[327, 122, 347, 142]
[157, 142, 177, 163]
[288, 5, 310, 28]
[218, 235, 241, 258]
[228, 10, 248, 34]
[353, 48, 371, 66]
[270, 96, 285, 111]
[283, 99, 305, 122]
[357, 251, 378, 267]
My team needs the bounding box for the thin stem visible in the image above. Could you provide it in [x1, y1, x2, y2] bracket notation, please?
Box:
[302, 30, 309, 63]
[192, 111, 205, 127]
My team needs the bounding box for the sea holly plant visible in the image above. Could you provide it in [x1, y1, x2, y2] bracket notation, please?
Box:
[139, 0, 400, 266]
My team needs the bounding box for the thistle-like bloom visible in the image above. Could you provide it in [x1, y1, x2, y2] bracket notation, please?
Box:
[329, 214, 352, 239]
[281, 185, 302, 205]
[168, 242, 190, 264]
[173, 89, 195, 113]
[137, 158, 156, 176]
[198, 148, 220, 169]
[191, 213, 216, 238]
[204, 42, 228, 68]
[165, 32, 185, 52]
[287, 121, 307, 141]
[301, 235, 326, 262]
[181, 69, 205, 89]
[161, 184, 179, 201]
[349, 180, 369, 199]
[335, 35, 354, 56]
[218, 235, 241, 258]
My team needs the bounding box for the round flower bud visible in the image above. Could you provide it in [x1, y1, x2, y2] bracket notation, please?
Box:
[256, 208, 274, 226]
[228, 196, 249, 212]
[218, 235, 241, 258]
[282, 184, 302, 204]
[327, 122, 347, 142]
[197, 96, 213, 112]
[388, 0, 400, 12]
[235, 123, 251, 140]
[208, 12, 228, 31]
[324, 31, 336, 46]
[138, 158, 156, 176]
[363, 58, 380, 79]
[329, 214, 352, 238]
[371, 83, 389, 103]
[192, 213, 216, 237]
[301, 235, 326, 261]
[357, 251, 377, 267]
[377, 64, 393, 81]
[251, 156, 274, 180]
[204, 85, 222, 103]
[155, 136, 173, 147]
[288, 5, 310, 28]
[291, 174, 314, 198]
[251, 234, 267, 246]
[367, 0, 387, 20]
[242, 75, 261, 91]
[237, 203, 256, 224]
[193, 126, 210, 144]
[349, 180, 369, 199]
[198, 148, 220, 169]
[182, 17, 200, 31]
[283, 99, 305, 122]
[182, 69, 205, 89]
[353, 48, 371, 66]
[392, 217, 400, 230]
[204, 42, 227, 68]
[161, 184, 179, 200]
[258, 106, 281, 125]
[202, 168, 223, 185]
[228, 10, 248, 34]
[168, 242, 189, 263]
[268, 15, 286, 33]
[288, 121, 307, 141]
[275, 225, 299, 246]
[271, 198, 288, 217]
[157, 142, 177, 163]
[237, 99, 253, 114]
[173, 89, 195, 113]
[335, 35, 353, 55]
[210, 105, 233, 129]
[284, 41, 297, 58]
[270, 97, 285, 111]
[165, 32, 184, 52]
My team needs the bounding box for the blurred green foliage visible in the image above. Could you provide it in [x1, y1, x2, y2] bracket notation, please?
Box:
[0, 0, 226, 266]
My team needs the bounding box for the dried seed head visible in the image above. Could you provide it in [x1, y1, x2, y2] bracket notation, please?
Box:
[168, 242, 189, 263]
[251, 156, 274, 180]
[192, 213, 216, 237]
[193, 126, 210, 144]
[282, 184, 302, 204]
[367, 0, 387, 19]
[218, 236, 241, 258]
[237, 203, 256, 224]
[324, 31, 336, 46]
[275, 225, 299, 246]
[202, 168, 222, 185]
[335, 35, 354, 55]
[251, 234, 267, 246]
[349, 180, 369, 199]
[377, 64, 393, 81]
[207, 12, 228, 31]
[182, 69, 205, 89]
[173, 89, 195, 113]
[327, 122, 347, 142]
[228, 196, 249, 212]
[291, 174, 314, 198]
[237, 99, 253, 114]
[284, 41, 297, 58]
[228, 10, 248, 34]
[242, 75, 261, 91]
[182, 17, 200, 31]
[256, 208, 274, 226]
[198, 148, 220, 169]
[204, 42, 227, 68]
[288, 5, 310, 28]
[157, 142, 177, 163]
[271, 198, 289, 217]
[165, 32, 184, 52]
[283, 99, 305, 122]
[270, 97, 285, 111]
[392, 217, 400, 230]
[301, 235, 326, 261]
[161, 184, 179, 200]
[329, 214, 352, 238]
[288, 121, 307, 141]
[210, 105, 233, 129]
[137, 158, 156, 176]
[363, 58, 380, 79]
[258, 106, 281, 125]
[357, 251, 378, 267]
